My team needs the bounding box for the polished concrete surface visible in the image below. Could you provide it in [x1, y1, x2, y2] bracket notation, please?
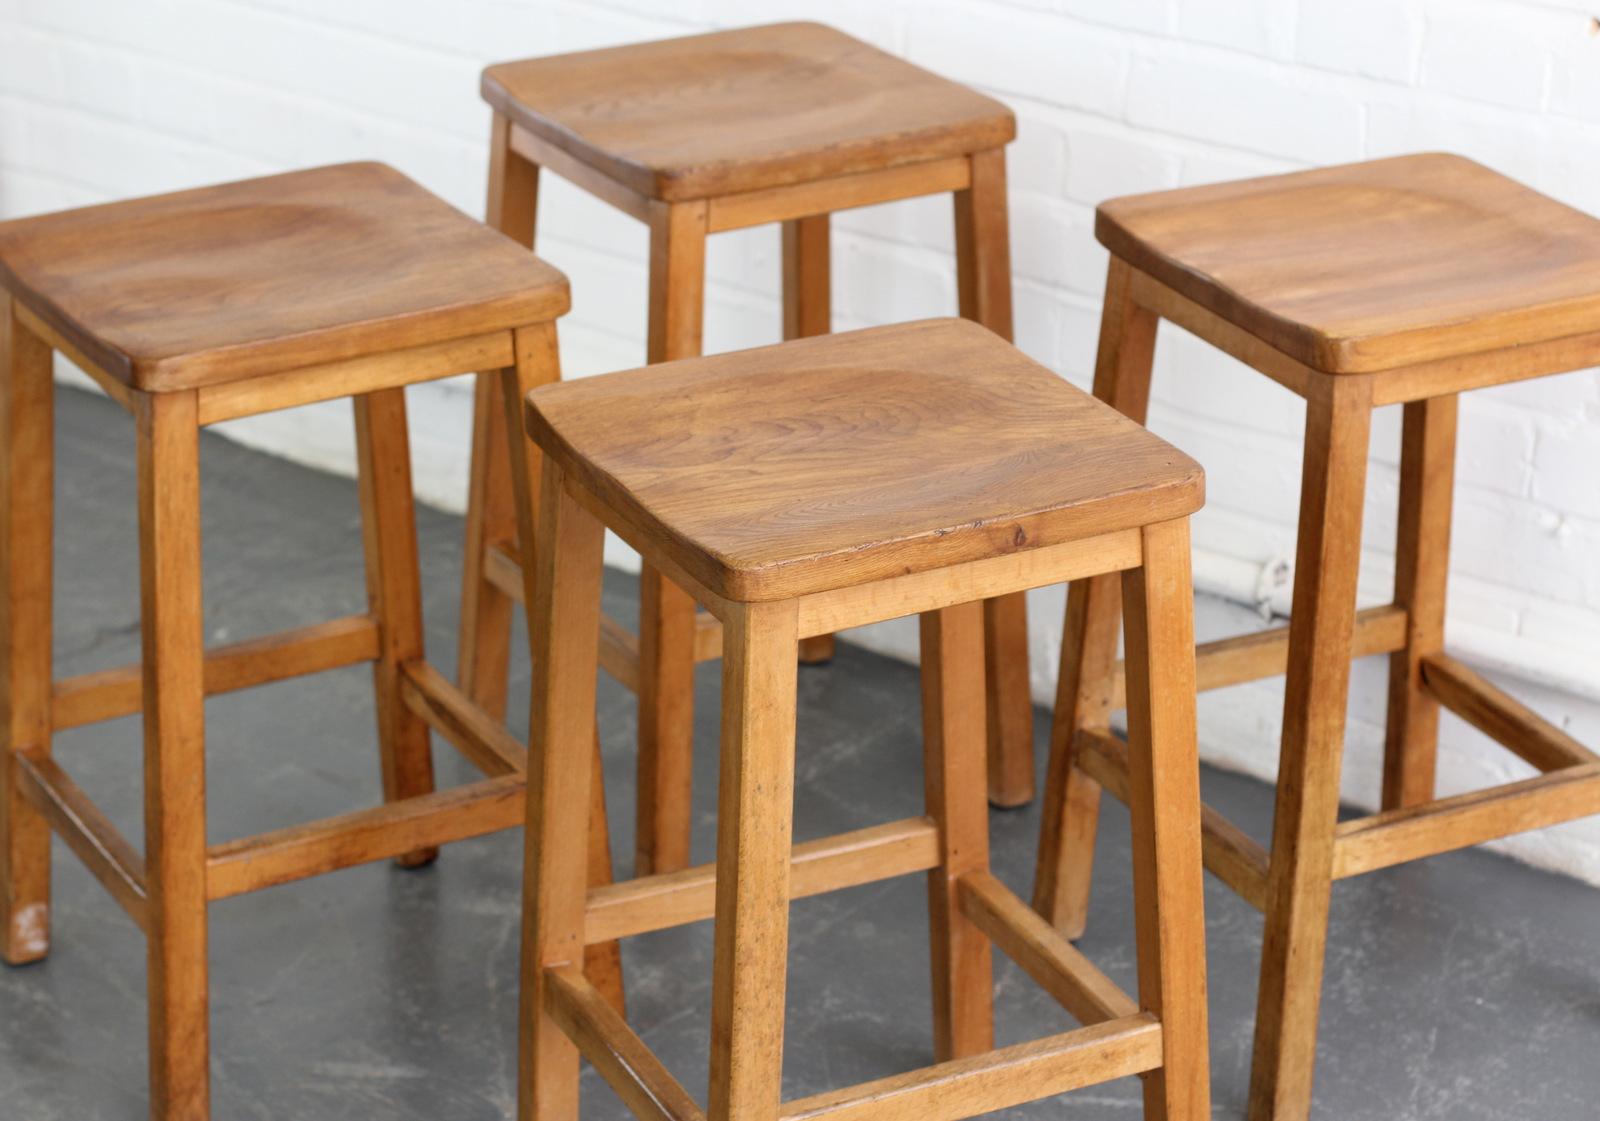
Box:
[2, 387, 1598, 1120]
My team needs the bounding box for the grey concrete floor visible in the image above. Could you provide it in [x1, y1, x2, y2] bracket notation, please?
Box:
[3, 386, 1600, 1120]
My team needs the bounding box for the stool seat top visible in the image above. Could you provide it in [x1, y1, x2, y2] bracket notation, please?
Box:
[1097, 152, 1600, 374]
[526, 318, 1203, 602]
[0, 162, 569, 392]
[481, 22, 1015, 202]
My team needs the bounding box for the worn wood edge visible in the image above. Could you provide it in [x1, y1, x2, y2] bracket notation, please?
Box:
[1109, 603, 1407, 709]
[1421, 652, 1600, 771]
[585, 817, 940, 944]
[779, 1013, 1163, 1121]
[14, 749, 148, 929]
[194, 331, 514, 424]
[1372, 325, 1600, 405]
[398, 660, 527, 777]
[1332, 761, 1600, 879]
[796, 530, 1142, 638]
[957, 870, 1136, 1024]
[13, 301, 135, 412]
[1076, 729, 1269, 911]
[544, 964, 707, 1121]
[51, 614, 380, 731]
[206, 774, 522, 899]
[706, 156, 971, 232]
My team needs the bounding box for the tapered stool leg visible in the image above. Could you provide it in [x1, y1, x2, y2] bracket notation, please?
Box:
[0, 299, 52, 965]
[1123, 519, 1209, 1121]
[1033, 258, 1157, 935]
[1382, 395, 1458, 811]
[635, 199, 708, 877]
[501, 325, 625, 1015]
[709, 598, 798, 1121]
[920, 602, 994, 1061]
[138, 390, 211, 1121]
[459, 112, 540, 721]
[355, 387, 439, 868]
[784, 214, 838, 667]
[1249, 378, 1373, 1121]
[955, 147, 1035, 808]
[517, 458, 606, 1121]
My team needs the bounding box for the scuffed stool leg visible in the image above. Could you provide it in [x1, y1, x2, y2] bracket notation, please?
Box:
[708, 598, 799, 1121]
[1382, 395, 1457, 811]
[138, 390, 212, 1121]
[0, 299, 52, 965]
[355, 387, 438, 868]
[920, 602, 995, 1061]
[498, 328, 625, 1017]
[1032, 257, 1157, 936]
[516, 457, 606, 1121]
[1122, 519, 1209, 1121]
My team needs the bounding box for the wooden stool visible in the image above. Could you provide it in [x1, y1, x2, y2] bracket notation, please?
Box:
[1032, 153, 1600, 1121]
[512, 318, 1211, 1121]
[461, 22, 1036, 883]
[0, 162, 621, 1121]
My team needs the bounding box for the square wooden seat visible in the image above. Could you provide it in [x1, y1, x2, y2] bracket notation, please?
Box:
[511, 320, 1211, 1121]
[481, 21, 1014, 201]
[0, 164, 620, 1121]
[527, 318, 1203, 601]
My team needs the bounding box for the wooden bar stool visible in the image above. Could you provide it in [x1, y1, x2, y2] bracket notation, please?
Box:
[0, 162, 621, 1121]
[461, 22, 1036, 882]
[510, 318, 1211, 1121]
[1032, 153, 1600, 1121]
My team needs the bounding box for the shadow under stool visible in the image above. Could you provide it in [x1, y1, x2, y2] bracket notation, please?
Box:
[0, 162, 622, 1121]
[460, 22, 1036, 883]
[1031, 152, 1600, 1121]
[511, 317, 1211, 1121]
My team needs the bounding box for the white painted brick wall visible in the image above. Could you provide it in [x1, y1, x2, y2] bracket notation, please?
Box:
[4, 0, 1600, 882]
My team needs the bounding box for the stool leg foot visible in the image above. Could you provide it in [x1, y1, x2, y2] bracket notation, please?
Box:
[138, 391, 211, 1121]
[1123, 519, 1210, 1121]
[1382, 396, 1457, 811]
[1248, 380, 1372, 1121]
[709, 599, 798, 1121]
[920, 603, 994, 1062]
[0, 300, 52, 965]
[1032, 258, 1157, 937]
[517, 458, 606, 1121]
[355, 388, 438, 868]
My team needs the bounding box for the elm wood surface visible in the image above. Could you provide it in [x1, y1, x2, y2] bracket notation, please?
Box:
[524, 319, 1203, 603]
[481, 22, 1014, 202]
[1038, 154, 1600, 1121]
[517, 327, 1209, 1121]
[464, 22, 1033, 850]
[0, 167, 619, 1121]
[0, 163, 568, 392]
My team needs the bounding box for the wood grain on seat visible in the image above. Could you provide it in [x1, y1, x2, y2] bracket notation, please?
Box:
[1097, 152, 1600, 373]
[481, 22, 1015, 202]
[0, 162, 569, 391]
[525, 318, 1203, 601]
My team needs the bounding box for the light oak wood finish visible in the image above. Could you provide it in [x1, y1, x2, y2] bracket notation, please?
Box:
[0, 166, 619, 1121]
[516, 318, 1209, 1121]
[1040, 153, 1600, 1121]
[464, 22, 1033, 847]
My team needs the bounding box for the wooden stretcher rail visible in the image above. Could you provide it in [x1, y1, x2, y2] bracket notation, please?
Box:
[1422, 652, 1600, 772]
[584, 817, 941, 944]
[706, 156, 972, 232]
[545, 965, 707, 1121]
[52, 614, 380, 731]
[206, 774, 523, 899]
[399, 660, 526, 776]
[15, 750, 148, 929]
[1076, 729, 1270, 911]
[1333, 762, 1600, 879]
[778, 1013, 1163, 1121]
[957, 870, 1136, 1025]
[1111, 604, 1407, 709]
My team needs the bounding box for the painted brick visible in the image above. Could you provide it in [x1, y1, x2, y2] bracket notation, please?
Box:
[1297, 0, 1421, 83]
